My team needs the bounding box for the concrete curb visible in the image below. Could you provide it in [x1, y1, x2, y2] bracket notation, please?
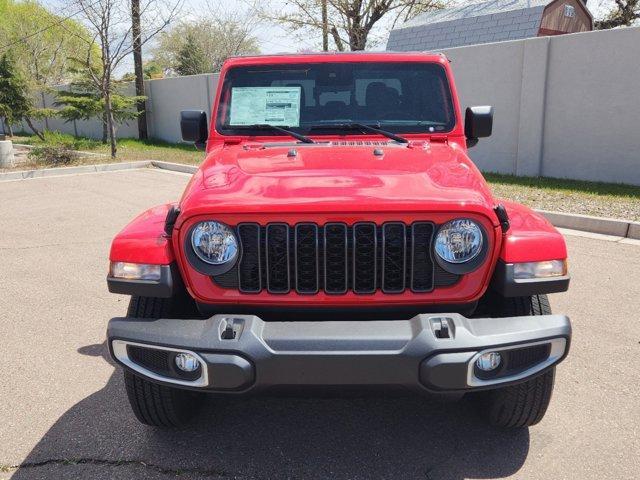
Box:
[536, 210, 640, 240]
[151, 160, 198, 174]
[2, 160, 639, 240]
[0, 161, 151, 181]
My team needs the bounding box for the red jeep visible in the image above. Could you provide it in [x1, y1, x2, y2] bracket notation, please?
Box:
[107, 53, 571, 428]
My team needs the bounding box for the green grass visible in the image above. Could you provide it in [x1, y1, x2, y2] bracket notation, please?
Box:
[111, 138, 204, 164]
[11, 132, 204, 165]
[484, 172, 640, 200]
[13, 131, 101, 150]
[485, 172, 640, 221]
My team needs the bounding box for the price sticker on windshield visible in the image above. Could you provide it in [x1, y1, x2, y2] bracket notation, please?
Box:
[229, 86, 301, 127]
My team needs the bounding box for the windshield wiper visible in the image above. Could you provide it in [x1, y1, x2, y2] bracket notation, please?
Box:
[308, 122, 408, 144]
[232, 124, 314, 144]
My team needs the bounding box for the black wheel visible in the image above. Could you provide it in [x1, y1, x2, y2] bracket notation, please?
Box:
[475, 294, 556, 428]
[122, 296, 204, 428]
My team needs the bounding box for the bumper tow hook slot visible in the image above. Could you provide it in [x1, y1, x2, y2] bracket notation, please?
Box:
[432, 318, 451, 339]
[221, 324, 236, 340]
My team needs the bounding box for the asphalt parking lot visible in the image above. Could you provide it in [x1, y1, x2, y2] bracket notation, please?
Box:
[1, 168, 639, 480]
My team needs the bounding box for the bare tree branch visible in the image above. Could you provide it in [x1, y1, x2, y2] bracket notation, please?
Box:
[596, 0, 639, 29]
[68, 0, 182, 157]
[260, 0, 447, 51]
[150, 2, 260, 75]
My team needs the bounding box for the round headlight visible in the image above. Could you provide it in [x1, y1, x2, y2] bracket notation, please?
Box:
[191, 221, 238, 265]
[435, 219, 483, 264]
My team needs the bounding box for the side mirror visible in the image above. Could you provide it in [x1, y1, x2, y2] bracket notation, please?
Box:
[180, 110, 208, 150]
[465, 106, 493, 148]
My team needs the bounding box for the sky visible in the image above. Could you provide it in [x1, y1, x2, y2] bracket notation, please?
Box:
[184, 0, 315, 53]
[41, 0, 617, 75]
[42, 0, 318, 56]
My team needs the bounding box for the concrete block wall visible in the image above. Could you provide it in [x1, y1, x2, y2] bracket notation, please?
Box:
[145, 73, 219, 143]
[21, 73, 220, 144]
[15, 27, 640, 186]
[444, 27, 640, 185]
[540, 28, 640, 184]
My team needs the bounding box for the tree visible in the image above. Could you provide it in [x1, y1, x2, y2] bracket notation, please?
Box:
[143, 61, 164, 79]
[261, 0, 446, 51]
[596, 0, 639, 29]
[152, 16, 260, 75]
[321, 0, 329, 51]
[176, 32, 209, 76]
[120, 61, 164, 81]
[131, 0, 147, 140]
[70, 0, 180, 158]
[55, 60, 145, 143]
[0, 53, 50, 139]
[0, 0, 93, 129]
[0, 54, 23, 136]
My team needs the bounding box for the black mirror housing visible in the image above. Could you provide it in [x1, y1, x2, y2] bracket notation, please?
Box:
[465, 106, 493, 148]
[180, 110, 208, 150]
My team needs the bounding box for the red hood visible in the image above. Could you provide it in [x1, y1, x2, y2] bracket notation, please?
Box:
[178, 140, 499, 224]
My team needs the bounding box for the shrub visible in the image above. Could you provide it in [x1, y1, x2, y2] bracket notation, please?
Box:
[28, 145, 78, 166]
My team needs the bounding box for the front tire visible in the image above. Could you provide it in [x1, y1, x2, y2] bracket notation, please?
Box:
[124, 370, 203, 428]
[475, 294, 557, 428]
[479, 368, 555, 428]
[122, 295, 204, 428]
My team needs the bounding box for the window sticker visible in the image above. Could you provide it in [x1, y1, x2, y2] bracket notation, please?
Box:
[229, 86, 301, 127]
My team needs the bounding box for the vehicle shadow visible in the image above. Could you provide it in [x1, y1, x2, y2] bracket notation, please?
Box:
[11, 343, 530, 480]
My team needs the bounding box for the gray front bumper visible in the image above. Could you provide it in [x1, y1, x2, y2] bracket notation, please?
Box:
[107, 313, 571, 393]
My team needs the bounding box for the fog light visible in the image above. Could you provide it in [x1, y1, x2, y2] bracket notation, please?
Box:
[175, 353, 200, 372]
[476, 352, 502, 371]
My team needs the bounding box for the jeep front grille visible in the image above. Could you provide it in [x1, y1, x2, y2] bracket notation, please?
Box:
[214, 222, 459, 295]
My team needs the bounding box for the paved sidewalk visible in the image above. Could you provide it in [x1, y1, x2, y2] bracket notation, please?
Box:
[0, 169, 638, 479]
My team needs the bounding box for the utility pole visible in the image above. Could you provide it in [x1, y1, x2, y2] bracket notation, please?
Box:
[131, 0, 148, 139]
[321, 0, 328, 51]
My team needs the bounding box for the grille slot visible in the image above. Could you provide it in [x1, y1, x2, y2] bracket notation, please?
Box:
[215, 221, 455, 294]
[324, 223, 348, 294]
[295, 223, 319, 294]
[237, 223, 262, 293]
[411, 222, 435, 292]
[353, 223, 377, 294]
[265, 223, 290, 293]
[382, 223, 406, 293]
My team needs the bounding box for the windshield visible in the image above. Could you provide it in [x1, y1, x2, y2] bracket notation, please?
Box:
[215, 62, 456, 137]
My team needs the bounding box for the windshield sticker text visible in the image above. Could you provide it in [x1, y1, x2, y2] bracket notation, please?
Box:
[229, 87, 301, 127]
